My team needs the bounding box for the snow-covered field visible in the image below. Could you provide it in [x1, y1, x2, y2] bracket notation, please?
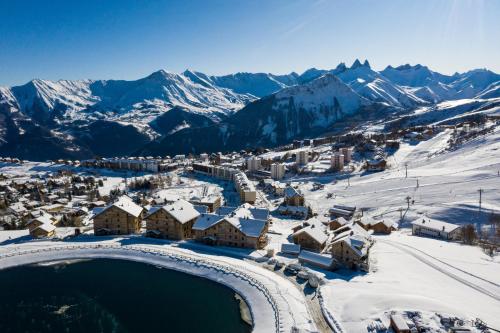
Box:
[288, 124, 500, 331]
[302, 125, 500, 228]
[321, 232, 500, 332]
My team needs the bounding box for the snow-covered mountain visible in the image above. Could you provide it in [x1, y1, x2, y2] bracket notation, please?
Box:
[380, 64, 500, 102]
[183, 70, 299, 98]
[141, 73, 388, 155]
[5, 70, 254, 125]
[380, 64, 456, 87]
[0, 62, 499, 160]
[0, 70, 255, 159]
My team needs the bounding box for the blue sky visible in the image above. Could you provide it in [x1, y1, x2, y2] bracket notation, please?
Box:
[0, 0, 499, 86]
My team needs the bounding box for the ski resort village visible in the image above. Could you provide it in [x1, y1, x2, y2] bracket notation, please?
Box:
[0, 113, 499, 333]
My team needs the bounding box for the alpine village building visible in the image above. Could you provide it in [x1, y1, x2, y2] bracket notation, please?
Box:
[93, 196, 144, 236]
[145, 199, 200, 240]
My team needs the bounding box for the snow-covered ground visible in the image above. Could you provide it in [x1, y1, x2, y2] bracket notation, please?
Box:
[1, 122, 499, 332]
[302, 124, 500, 228]
[321, 232, 500, 332]
[287, 124, 500, 331]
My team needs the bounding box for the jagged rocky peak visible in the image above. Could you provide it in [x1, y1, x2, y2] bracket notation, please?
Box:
[351, 59, 371, 69]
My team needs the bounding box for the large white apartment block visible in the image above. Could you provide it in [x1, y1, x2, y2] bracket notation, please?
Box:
[271, 163, 285, 180]
[246, 157, 262, 172]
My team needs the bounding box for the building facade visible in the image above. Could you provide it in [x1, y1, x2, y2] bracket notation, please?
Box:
[331, 152, 345, 171]
[93, 196, 143, 236]
[145, 200, 200, 240]
[270, 163, 285, 180]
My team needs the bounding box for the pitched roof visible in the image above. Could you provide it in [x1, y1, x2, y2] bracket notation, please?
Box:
[293, 225, 328, 244]
[411, 219, 461, 233]
[95, 195, 143, 218]
[332, 217, 349, 226]
[33, 223, 56, 233]
[284, 186, 302, 198]
[299, 250, 335, 268]
[224, 217, 266, 238]
[217, 204, 269, 221]
[281, 243, 301, 255]
[164, 199, 200, 224]
[192, 213, 225, 231]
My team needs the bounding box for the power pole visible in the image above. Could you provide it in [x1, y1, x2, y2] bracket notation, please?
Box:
[478, 189, 483, 211]
[405, 195, 411, 209]
[404, 163, 408, 178]
[416, 178, 419, 188]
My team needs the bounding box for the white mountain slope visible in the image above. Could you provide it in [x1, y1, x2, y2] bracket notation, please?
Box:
[273, 73, 369, 124]
[476, 81, 500, 99]
[381, 64, 455, 87]
[381, 64, 500, 103]
[333, 60, 425, 108]
[4, 70, 255, 126]
[183, 70, 296, 98]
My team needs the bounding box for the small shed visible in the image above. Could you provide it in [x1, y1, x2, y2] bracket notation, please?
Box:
[281, 243, 301, 256]
[390, 314, 410, 333]
[298, 250, 336, 270]
[370, 220, 395, 234]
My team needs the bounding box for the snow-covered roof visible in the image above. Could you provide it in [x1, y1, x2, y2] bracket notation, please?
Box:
[192, 213, 225, 231]
[217, 204, 269, 221]
[27, 214, 54, 226]
[299, 250, 335, 268]
[33, 223, 56, 233]
[284, 186, 302, 198]
[225, 216, 267, 238]
[329, 207, 353, 217]
[281, 243, 301, 255]
[193, 213, 266, 237]
[216, 206, 237, 216]
[333, 204, 356, 212]
[278, 205, 308, 214]
[8, 202, 27, 214]
[193, 205, 208, 214]
[412, 218, 461, 233]
[332, 217, 349, 226]
[293, 225, 328, 244]
[96, 195, 143, 218]
[164, 199, 200, 224]
[391, 314, 410, 330]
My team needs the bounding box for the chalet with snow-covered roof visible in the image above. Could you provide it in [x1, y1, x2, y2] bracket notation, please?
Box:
[93, 196, 144, 236]
[329, 223, 373, 268]
[192, 213, 268, 249]
[284, 186, 305, 207]
[370, 220, 396, 234]
[145, 199, 200, 240]
[26, 213, 57, 238]
[292, 223, 328, 252]
[411, 218, 462, 240]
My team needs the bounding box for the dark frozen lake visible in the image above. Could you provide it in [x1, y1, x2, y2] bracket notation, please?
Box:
[0, 258, 252, 333]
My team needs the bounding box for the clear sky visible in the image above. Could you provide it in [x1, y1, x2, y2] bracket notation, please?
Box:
[1, 0, 499, 86]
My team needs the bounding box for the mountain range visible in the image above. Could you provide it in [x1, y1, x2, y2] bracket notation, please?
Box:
[1, 60, 499, 160]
